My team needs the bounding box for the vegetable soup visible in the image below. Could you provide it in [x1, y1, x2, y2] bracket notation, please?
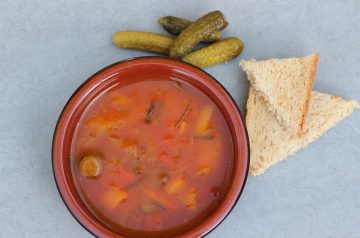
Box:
[71, 78, 234, 237]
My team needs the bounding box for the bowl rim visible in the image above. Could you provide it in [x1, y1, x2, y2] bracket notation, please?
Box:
[52, 56, 250, 238]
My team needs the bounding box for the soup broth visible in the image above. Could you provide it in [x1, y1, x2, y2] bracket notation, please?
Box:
[71, 78, 234, 237]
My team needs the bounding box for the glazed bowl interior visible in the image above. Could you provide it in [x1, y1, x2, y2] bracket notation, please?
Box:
[53, 57, 249, 238]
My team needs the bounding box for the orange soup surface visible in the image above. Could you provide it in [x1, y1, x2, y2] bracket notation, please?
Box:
[71, 79, 234, 237]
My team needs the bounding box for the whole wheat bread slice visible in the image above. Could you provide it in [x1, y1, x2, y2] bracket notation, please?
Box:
[246, 86, 358, 176]
[241, 53, 319, 135]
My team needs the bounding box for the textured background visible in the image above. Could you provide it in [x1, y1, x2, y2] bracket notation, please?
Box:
[1, 0, 359, 237]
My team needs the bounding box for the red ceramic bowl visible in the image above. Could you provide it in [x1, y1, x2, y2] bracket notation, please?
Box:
[52, 57, 249, 238]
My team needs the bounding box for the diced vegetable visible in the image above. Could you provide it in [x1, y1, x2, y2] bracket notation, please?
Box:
[120, 138, 139, 159]
[145, 101, 156, 124]
[195, 106, 213, 136]
[101, 188, 128, 211]
[132, 166, 142, 175]
[159, 152, 168, 160]
[109, 158, 121, 167]
[183, 189, 198, 210]
[143, 187, 178, 211]
[197, 165, 211, 176]
[87, 111, 127, 131]
[141, 199, 161, 214]
[166, 177, 186, 194]
[111, 94, 132, 106]
[162, 134, 175, 142]
[127, 145, 138, 159]
[87, 116, 106, 131]
[158, 172, 169, 187]
[78, 155, 101, 177]
[108, 158, 122, 174]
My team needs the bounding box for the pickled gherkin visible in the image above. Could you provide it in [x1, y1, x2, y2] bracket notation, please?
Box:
[112, 31, 174, 55]
[169, 11, 228, 59]
[158, 16, 221, 43]
[183, 37, 244, 68]
[78, 155, 101, 177]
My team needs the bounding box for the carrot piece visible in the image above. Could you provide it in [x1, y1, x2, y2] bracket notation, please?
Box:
[159, 152, 168, 160]
[195, 106, 213, 136]
[162, 134, 175, 142]
[111, 94, 132, 106]
[101, 188, 128, 211]
[197, 165, 211, 176]
[166, 177, 186, 194]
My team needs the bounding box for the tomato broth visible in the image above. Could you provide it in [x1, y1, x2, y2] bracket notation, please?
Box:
[71, 78, 234, 237]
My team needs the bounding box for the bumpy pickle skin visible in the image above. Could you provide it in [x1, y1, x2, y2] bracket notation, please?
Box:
[158, 16, 191, 35]
[158, 16, 221, 43]
[169, 11, 228, 59]
[112, 31, 174, 55]
[183, 37, 244, 68]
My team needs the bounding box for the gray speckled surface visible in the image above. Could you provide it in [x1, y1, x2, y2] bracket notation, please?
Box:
[1, 0, 360, 237]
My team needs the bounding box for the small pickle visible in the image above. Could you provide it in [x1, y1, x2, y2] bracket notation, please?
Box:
[169, 11, 228, 59]
[183, 37, 244, 68]
[78, 155, 101, 177]
[112, 31, 174, 55]
[158, 16, 221, 43]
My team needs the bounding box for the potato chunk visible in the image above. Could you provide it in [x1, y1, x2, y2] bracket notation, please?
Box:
[166, 177, 186, 194]
[195, 106, 213, 136]
[183, 189, 198, 210]
[101, 188, 128, 211]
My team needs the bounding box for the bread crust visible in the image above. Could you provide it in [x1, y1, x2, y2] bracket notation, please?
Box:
[298, 53, 319, 136]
